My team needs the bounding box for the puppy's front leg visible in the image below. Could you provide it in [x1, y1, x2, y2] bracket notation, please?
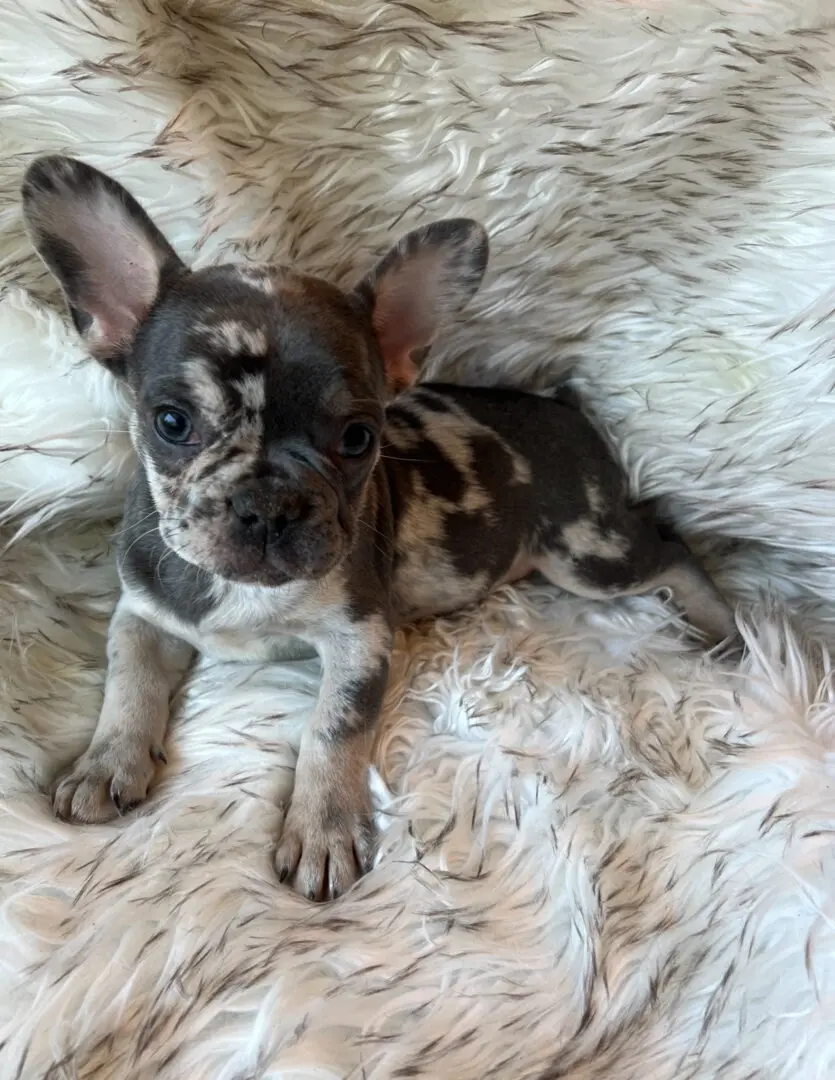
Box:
[53, 597, 193, 822]
[275, 616, 392, 902]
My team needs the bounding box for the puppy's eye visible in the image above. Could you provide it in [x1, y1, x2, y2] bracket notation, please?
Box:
[154, 407, 197, 446]
[338, 423, 375, 459]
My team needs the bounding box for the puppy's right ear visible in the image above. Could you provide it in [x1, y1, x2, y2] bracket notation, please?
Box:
[21, 156, 186, 376]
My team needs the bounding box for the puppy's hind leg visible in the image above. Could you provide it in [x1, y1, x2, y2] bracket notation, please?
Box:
[534, 513, 737, 647]
[638, 543, 737, 645]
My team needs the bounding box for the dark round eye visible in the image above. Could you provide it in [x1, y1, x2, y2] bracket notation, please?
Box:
[338, 423, 375, 459]
[154, 407, 195, 445]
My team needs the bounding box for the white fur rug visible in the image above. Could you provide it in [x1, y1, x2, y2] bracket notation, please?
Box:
[1, 1, 835, 1077]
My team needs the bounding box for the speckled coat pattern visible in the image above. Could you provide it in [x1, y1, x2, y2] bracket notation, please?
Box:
[0, 1, 834, 1078]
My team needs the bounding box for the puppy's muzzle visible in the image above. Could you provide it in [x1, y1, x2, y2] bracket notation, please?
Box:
[228, 483, 308, 550]
[215, 474, 345, 583]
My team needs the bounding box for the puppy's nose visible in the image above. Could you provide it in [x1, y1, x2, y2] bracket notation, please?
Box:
[229, 487, 302, 544]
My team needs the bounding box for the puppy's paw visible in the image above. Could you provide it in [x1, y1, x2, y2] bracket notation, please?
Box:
[274, 780, 376, 902]
[52, 736, 166, 823]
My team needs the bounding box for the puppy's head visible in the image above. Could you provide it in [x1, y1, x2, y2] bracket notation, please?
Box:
[22, 156, 488, 586]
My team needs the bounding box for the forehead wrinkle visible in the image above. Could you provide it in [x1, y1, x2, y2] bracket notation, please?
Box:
[184, 450, 259, 502]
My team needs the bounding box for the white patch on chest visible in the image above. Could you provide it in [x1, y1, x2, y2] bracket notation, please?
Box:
[123, 571, 352, 664]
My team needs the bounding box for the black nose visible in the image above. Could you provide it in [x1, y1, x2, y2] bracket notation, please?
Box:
[229, 487, 300, 545]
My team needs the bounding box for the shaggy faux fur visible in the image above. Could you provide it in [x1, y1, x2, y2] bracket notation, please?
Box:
[1, 1, 835, 1077]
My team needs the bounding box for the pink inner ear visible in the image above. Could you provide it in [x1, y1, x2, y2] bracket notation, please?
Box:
[374, 334, 419, 394]
[50, 189, 163, 357]
[83, 198, 163, 355]
[372, 250, 444, 391]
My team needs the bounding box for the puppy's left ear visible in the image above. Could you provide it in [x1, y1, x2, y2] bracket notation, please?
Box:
[355, 218, 488, 394]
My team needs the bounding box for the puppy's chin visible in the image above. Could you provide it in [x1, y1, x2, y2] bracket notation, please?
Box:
[215, 563, 293, 588]
[161, 529, 348, 588]
[215, 547, 344, 587]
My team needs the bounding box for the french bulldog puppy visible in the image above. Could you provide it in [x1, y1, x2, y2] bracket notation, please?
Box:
[22, 156, 736, 901]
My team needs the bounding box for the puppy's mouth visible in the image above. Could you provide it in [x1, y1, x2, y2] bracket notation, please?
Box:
[212, 560, 294, 588]
[160, 513, 349, 587]
[214, 536, 347, 587]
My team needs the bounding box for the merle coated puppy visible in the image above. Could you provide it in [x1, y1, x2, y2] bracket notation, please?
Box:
[22, 156, 736, 901]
